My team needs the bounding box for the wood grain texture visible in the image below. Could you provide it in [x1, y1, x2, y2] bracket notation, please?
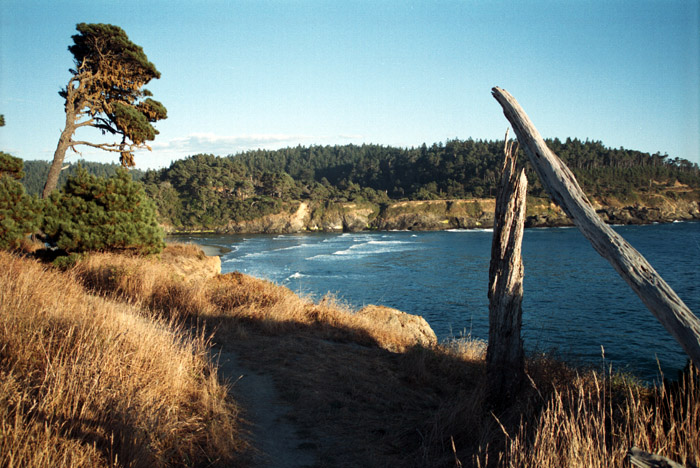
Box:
[487, 135, 527, 398]
[491, 86, 700, 368]
[628, 446, 686, 468]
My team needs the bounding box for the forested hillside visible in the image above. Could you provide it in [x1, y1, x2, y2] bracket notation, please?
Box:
[231, 138, 700, 198]
[20, 159, 145, 195]
[138, 138, 699, 229]
[20, 139, 700, 231]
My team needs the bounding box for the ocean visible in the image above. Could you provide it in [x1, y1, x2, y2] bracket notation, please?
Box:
[174, 221, 699, 382]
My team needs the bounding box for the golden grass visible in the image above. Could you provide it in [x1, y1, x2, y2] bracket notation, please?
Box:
[0, 251, 246, 468]
[71, 245, 430, 352]
[16, 244, 698, 467]
[496, 364, 699, 468]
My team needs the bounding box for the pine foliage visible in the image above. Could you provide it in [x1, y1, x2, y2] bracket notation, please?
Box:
[0, 153, 42, 249]
[140, 139, 700, 229]
[43, 166, 164, 254]
[43, 23, 166, 198]
[62, 22, 167, 160]
[21, 159, 145, 196]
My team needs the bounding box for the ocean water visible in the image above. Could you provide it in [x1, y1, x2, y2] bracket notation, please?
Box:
[175, 221, 699, 382]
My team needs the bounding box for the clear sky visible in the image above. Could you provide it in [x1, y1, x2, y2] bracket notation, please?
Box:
[1, 0, 698, 170]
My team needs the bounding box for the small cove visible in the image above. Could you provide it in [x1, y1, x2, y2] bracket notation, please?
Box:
[173, 221, 699, 382]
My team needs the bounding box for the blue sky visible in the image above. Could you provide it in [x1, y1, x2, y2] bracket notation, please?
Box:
[1, 0, 698, 170]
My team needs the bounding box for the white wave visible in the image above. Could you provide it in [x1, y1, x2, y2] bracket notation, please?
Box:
[367, 240, 413, 245]
[288, 272, 306, 279]
[238, 251, 267, 259]
[305, 254, 329, 260]
[446, 228, 493, 233]
[273, 244, 313, 252]
[222, 257, 243, 264]
[307, 239, 416, 260]
[273, 235, 307, 240]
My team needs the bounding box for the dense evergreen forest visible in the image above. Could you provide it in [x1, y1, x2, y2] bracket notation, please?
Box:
[20, 160, 145, 196]
[139, 138, 699, 228]
[20, 139, 700, 230]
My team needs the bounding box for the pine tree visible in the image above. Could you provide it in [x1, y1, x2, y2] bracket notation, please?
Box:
[0, 152, 43, 249]
[43, 23, 166, 198]
[43, 166, 164, 254]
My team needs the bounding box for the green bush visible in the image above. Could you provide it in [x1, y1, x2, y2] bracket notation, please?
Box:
[0, 152, 43, 250]
[43, 166, 164, 254]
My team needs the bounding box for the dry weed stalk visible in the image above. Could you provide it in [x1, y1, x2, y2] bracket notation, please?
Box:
[499, 363, 699, 467]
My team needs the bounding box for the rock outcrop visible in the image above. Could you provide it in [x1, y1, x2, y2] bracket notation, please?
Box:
[374, 199, 496, 231]
[161, 244, 221, 281]
[168, 194, 699, 234]
[357, 305, 437, 350]
[306, 203, 376, 232]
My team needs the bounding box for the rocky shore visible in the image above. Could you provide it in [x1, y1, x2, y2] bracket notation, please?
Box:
[166, 194, 700, 235]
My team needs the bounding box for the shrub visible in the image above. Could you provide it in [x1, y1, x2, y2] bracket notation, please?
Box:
[0, 152, 43, 250]
[43, 166, 164, 254]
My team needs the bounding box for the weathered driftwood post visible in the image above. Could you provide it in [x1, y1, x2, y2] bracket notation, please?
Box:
[487, 133, 527, 399]
[491, 86, 700, 369]
[628, 447, 686, 468]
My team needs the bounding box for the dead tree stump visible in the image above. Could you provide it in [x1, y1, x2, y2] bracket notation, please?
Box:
[486, 134, 527, 401]
[491, 86, 700, 369]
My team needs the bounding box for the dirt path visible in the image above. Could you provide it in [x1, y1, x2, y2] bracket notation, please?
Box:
[215, 346, 319, 468]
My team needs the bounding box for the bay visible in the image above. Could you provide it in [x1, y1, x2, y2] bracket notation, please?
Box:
[174, 221, 699, 382]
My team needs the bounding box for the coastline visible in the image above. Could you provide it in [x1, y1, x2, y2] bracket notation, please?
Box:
[165, 216, 699, 237]
[165, 238, 232, 257]
[160, 196, 699, 235]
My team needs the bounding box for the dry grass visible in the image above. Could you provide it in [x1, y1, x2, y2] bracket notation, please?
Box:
[0, 251, 246, 468]
[14, 244, 698, 467]
[70, 245, 431, 352]
[496, 364, 699, 468]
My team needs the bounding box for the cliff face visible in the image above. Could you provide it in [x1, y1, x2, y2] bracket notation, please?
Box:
[171, 194, 699, 234]
[524, 195, 700, 228]
[374, 199, 496, 231]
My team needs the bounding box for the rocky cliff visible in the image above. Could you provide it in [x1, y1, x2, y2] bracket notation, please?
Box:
[170, 193, 699, 234]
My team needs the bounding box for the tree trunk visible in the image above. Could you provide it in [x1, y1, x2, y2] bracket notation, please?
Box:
[42, 109, 75, 199]
[486, 136, 527, 400]
[491, 86, 700, 369]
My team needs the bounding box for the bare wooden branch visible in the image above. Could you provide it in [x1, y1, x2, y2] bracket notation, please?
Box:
[628, 447, 686, 468]
[487, 130, 528, 399]
[491, 86, 700, 368]
[69, 140, 139, 152]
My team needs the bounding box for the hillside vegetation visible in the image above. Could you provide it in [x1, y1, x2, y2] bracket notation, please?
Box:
[0, 248, 244, 467]
[2, 245, 697, 467]
[20, 159, 145, 196]
[140, 139, 700, 230]
[19, 139, 700, 232]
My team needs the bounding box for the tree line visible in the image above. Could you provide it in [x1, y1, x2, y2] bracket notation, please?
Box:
[21, 159, 145, 196]
[6, 21, 700, 239]
[132, 139, 699, 229]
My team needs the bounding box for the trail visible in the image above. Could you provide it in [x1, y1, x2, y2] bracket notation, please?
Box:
[215, 346, 319, 468]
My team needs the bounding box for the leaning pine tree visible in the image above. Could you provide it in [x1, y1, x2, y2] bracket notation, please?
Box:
[42, 23, 166, 198]
[43, 166, 165, 254]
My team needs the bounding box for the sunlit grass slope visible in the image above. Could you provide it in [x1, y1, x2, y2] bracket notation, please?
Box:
[69, 244, 700, 467]
[0, 251, 245, 468]
[3, 243, 698, 467]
